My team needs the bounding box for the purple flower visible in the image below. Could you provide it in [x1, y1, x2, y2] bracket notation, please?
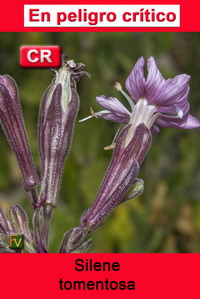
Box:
[95, 57, 200, 134]
[77, 56, 200, 236]
[0, 75, 39, 189]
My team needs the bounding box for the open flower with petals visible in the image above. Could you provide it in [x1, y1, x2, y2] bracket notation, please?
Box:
[77, 56, 200, 237]
[94, 57, 200, 135]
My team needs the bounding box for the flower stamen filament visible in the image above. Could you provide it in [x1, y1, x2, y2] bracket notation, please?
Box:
[115, 82, 135, 112]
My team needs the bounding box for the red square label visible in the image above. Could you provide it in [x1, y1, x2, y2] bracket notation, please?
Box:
[20, 46, 61, 67]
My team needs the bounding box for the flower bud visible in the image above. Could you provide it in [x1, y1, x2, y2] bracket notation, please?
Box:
[9, 205, 36, 253]
[38, 56, 87, 207]
[59, 226, 89, 253]
[9, 205, 32, 239]
[0, 75, 39, 189]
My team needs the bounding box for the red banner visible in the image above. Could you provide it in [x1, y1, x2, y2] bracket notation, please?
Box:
[1, 253, 199, 298]
[0, 0, 200, 32]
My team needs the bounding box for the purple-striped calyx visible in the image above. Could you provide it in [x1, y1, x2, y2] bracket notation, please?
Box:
[79, 123, 151, 232]
[0, 75, 39, 189]
[38, 56, 88, 208]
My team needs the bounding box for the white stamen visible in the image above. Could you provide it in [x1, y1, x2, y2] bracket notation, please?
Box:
[104, 144, 116, 150]
[112, 124, 123, 142]
[79, 108, 113, 122]
[114, 82, 135, 112]
[104, 124, 123, 149]
[79, 107, 98, 122]
[79, 115, 93, 122]
[114, 82, 122, 91]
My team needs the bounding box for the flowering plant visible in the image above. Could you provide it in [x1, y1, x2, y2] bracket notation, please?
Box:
[0, 55, 199, 253]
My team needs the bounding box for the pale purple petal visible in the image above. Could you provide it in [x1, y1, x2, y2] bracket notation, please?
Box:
[151, 125, 160, 134]
[96, 110, 129, 123]
[145, 57, 166, 104]
[182, 115, 200, 129]
[151, 74, 190, 106]
[125, 57, 146, 101]
[156, 85, 190, 114]
[96, 95, 131, 117]
[156, 114, 200, 129]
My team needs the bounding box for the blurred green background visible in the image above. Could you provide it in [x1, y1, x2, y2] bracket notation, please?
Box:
[0, 32, 200, 253]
